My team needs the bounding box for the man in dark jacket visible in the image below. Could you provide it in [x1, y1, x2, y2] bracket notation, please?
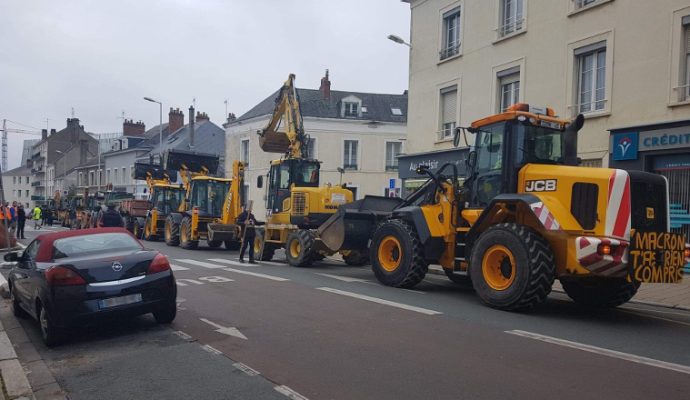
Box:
[98, 203, 124, 228]
[16, 205, 26, 239]
[236, 206, 258, 263]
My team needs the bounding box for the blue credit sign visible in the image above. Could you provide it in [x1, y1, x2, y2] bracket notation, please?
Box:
[612, 132, 639, 161]
[389, 178, 396, 189]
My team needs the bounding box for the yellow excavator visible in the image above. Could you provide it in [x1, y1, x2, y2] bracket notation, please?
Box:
[131, 163, 185, 241]
[254, 74, 358, 266]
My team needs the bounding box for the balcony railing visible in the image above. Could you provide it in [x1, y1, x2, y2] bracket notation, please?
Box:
[439, 44, 461, 60]
[343, 164, 358, 171]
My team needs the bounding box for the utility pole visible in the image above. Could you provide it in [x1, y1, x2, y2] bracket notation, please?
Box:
[0, 161, 9, 250]
[2, 119, 6, 172]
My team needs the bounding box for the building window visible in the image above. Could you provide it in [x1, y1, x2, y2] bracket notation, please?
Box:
[499, 0, 523, 37]
[25, 190, 29, 197]
[122, 167, 126, 184]
[343, 140, 359, 170]
[498, 67, 520, 112]
[89, 171, 95, 186]
[106, 169, 111, 185]
[25, 176, 29, 184]
[576, 42, 606, 113]
[439, 85, 458, 140]
[574, 0, 600, 9]
[391, 107, 403, 116]
[344, 102, 358, 117]
[12, 176, 16, 184]
[114, 168, 118, 185]
[385, 142, 402, 171]
[240, 138, 250, 167]
[441, 7, 461, 60]
[305, 138, 316, 159]
[681, 18, 690, 100]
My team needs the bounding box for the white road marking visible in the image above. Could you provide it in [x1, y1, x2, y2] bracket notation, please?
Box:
[400, 288, 425, 295]
[222, 268, 289, 282]
[173, 331, 193, 341]
[175, 259, 226, 269]
[316, 287, 442, 316]
[261, 260, 287, 266]
[207, 258, 259, 267]
[233, 362, 260, 376]
[0, 272, 6, 286]
[15, 242, 26, 249]
[274, 385, 309, 400]
[506, 330, 690, 375]
[316, 273, 369, 283]
[200, 318, 248, 340]
[170, 264, 190, 271]
[200, 344, 223, 355]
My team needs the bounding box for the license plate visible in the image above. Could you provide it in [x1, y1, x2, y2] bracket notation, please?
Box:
[98, 293, 143, 309]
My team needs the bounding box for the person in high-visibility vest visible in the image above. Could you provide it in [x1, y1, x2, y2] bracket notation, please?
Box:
[32, 205, 42, 230]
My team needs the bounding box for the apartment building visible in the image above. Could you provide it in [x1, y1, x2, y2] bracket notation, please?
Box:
[1, 165, 33, 208]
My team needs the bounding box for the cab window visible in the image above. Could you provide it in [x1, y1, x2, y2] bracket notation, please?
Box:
[476, 125, 504, 173]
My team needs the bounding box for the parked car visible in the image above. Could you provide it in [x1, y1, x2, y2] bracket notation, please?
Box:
[5, 227, 176, 346]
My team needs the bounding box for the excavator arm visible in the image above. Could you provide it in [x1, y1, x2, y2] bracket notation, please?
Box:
[258, 73, 308, 159]
[164, 149, 220, 193]
[219, 160, 245, 224]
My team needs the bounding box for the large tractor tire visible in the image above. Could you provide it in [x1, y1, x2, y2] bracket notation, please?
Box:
[470, 223, 555, 311]
[370, 219, 428, 288]
[342, 250, 369, 266]
[561, 278, 640, 308]
[143, 216, 158, 241]
[164, 216, 180, 247]
[179, 216, 199, 250]
[254, 231, 276, 261]
[207, 239, 223, 248]
[225, 240, 241, 251]
[285, 230, 316, 267]
[132, 220, 143, 239]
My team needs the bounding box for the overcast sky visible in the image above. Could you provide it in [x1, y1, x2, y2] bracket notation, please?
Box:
[0, 0, 410, 170]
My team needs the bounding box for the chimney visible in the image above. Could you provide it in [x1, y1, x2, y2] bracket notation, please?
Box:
[319, 69, 331, 100]
[227, 113, 236, 123]
[123, 119, 146, 136]
[79, 140, 87, 164]
[168, 107, 184, 135]
[195, 111, 210, 123]
[66, 118, 80, 129]
[50, 128, 56, 136]
[41, 129, 47, 140]
[189, 105, 195, 149]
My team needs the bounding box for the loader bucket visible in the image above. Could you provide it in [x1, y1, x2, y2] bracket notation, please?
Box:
[318, 195, 403, 252]
[132, 162, 177, 182]
[164, 149, 220, 175]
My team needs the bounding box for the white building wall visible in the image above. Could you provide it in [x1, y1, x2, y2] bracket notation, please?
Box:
[2, 173, 33, 208]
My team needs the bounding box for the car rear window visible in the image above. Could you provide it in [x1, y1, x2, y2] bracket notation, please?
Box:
[53, 233, 143, 259]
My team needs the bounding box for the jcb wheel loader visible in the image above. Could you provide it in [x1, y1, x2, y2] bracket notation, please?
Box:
[131, 162, 185, 241]
[320, 104, 690, 311]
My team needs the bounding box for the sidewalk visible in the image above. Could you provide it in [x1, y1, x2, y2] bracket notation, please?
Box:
[428, 265, 690, 310]
[0, 314, 33, 400]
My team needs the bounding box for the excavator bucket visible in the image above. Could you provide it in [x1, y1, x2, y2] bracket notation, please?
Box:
[258, 129, 292, 154]
[317, 195, 403, 252]
[164, 149, 220, 175]
[132, 162, 177, 183]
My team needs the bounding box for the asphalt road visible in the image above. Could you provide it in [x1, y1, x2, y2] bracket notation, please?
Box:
[6, 225, 690, 400]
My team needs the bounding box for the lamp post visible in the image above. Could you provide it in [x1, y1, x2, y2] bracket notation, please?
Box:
[387, 34, 412, 48]
[144, 97, 163, 164]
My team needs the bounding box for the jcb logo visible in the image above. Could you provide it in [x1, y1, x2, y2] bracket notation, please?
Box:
[525, 180, 557, 192]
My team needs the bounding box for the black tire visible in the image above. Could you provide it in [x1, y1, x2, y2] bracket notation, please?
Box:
[133, 220, 142, 239]
[470, 223, 555, 311]
[444, 269, 473, 286]
[143, 216, 157, 241]
[125, 217, 135, 233]
[285, 230, 316, 267]
[179, 216, 198, 250]
[164, 216, 180, 247]
[370, 219, 428, 288]
[224, 240, 241, 251]
[9, 285, 26, 318]
[561, 278, 640, 308]
[255, 230, 276, 261]
[207, 239, 222, 248]
[343, 250, 369, 266]
[153, 300, 177, 324]
[38, 303, 62, 347]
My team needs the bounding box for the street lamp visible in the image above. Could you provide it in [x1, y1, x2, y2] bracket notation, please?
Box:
[387, 34, 412, 48]
[144, 97, 163, 164]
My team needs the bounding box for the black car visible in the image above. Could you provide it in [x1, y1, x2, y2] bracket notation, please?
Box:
[5, 227, 176, 346]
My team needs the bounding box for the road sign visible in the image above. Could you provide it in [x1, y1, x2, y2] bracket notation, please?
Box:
[389, 178, 396, 189]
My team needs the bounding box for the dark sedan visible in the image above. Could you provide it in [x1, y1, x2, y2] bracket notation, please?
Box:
[5, 227, 176, 346]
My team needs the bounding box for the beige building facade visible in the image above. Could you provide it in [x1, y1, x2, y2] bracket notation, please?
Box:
[404, 0, 690, 167]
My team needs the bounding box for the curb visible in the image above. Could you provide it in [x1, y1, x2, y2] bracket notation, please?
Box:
[0, 320, 34, 400]
[426, 265, 690, 312]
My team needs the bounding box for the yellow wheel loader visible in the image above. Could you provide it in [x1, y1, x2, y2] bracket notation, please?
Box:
[131, 163, 185, 241]
[320, 104, 690, 310]
[253, 74, 354, 266]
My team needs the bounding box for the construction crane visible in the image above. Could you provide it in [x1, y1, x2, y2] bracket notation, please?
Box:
[0, 119, 42, 171]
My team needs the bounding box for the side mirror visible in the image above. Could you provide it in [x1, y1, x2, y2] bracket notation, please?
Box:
[257, 175, 263, 189]
[453, 127, 469, 148]
[467, 151, 477, 170]
[4, 252, 19, 262]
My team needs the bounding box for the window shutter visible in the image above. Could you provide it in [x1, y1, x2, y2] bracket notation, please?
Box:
[574, 40, 606, 56]
[441, 89, 457, 124]
[685, 24, 690, 54]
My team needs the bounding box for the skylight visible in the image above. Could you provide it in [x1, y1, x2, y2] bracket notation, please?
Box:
[391, 108, 402, 115]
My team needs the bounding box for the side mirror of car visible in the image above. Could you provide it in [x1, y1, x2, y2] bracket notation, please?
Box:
[257, 176, 263, 189]
[3, 252, 19, 262]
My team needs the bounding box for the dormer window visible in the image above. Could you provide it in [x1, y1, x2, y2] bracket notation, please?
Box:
[344, 102, 358, 117]
[391, 107, 402, 116]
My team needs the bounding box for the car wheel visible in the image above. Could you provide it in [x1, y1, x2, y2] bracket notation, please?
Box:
[153, 300, 177, 324]
[38, 305, 62, 347]
[10, 286, 26, 318]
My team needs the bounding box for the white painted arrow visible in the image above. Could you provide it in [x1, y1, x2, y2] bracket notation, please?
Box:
[200, 318, 247, 340]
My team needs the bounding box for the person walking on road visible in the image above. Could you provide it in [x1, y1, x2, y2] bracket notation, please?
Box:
[32, 205, 42, 230]
[8, 201, 17, 236]
[98, 203, 124, 228]
[16, 204, 26, 239]
[236, 205, 259, 263]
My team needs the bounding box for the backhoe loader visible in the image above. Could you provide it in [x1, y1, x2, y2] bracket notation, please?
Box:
[319, 104, 690, 310]
[130, 163, 184, 240]
[253, 74, 359, 266]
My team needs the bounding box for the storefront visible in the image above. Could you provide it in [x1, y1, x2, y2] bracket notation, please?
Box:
[397, 148, 469, 197]
[609, 119, 690, 240]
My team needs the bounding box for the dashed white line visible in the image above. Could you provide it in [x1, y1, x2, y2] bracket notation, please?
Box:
[233, 362, 260, 376]
[200, 344, 223, 355]
[222, 267, 289, 282]
[207, 258, 259, 267]
[316, 273, 369, 283]
[260, 260, 288, 266]
[170, 264, 190, 271]
[173, 330, 193, 341]
[506, 330, 690, 375]
[175, 259, 226, 269]
[316, 287, 442, 315]
[274, 385, 309, 400]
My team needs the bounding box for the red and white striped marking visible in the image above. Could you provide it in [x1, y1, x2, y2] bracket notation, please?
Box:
[530, 202, 561, 231]
[575, 236, 629, 277]
[606, 170, 631, 240]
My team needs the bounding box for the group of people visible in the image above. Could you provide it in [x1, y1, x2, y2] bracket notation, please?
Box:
[0, 201, 43, 240]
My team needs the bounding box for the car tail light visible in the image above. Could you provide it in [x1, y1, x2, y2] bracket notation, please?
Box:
[147, 253, 170, 274]
[46, 265, 87, 286]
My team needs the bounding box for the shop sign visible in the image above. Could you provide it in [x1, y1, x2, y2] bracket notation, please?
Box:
[652, 154, 690, 170]
[629, 231, 686, 283]
[612, 132, 638, 161]
[639, 129, 690, 152]
[397, 149, 468, 179]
